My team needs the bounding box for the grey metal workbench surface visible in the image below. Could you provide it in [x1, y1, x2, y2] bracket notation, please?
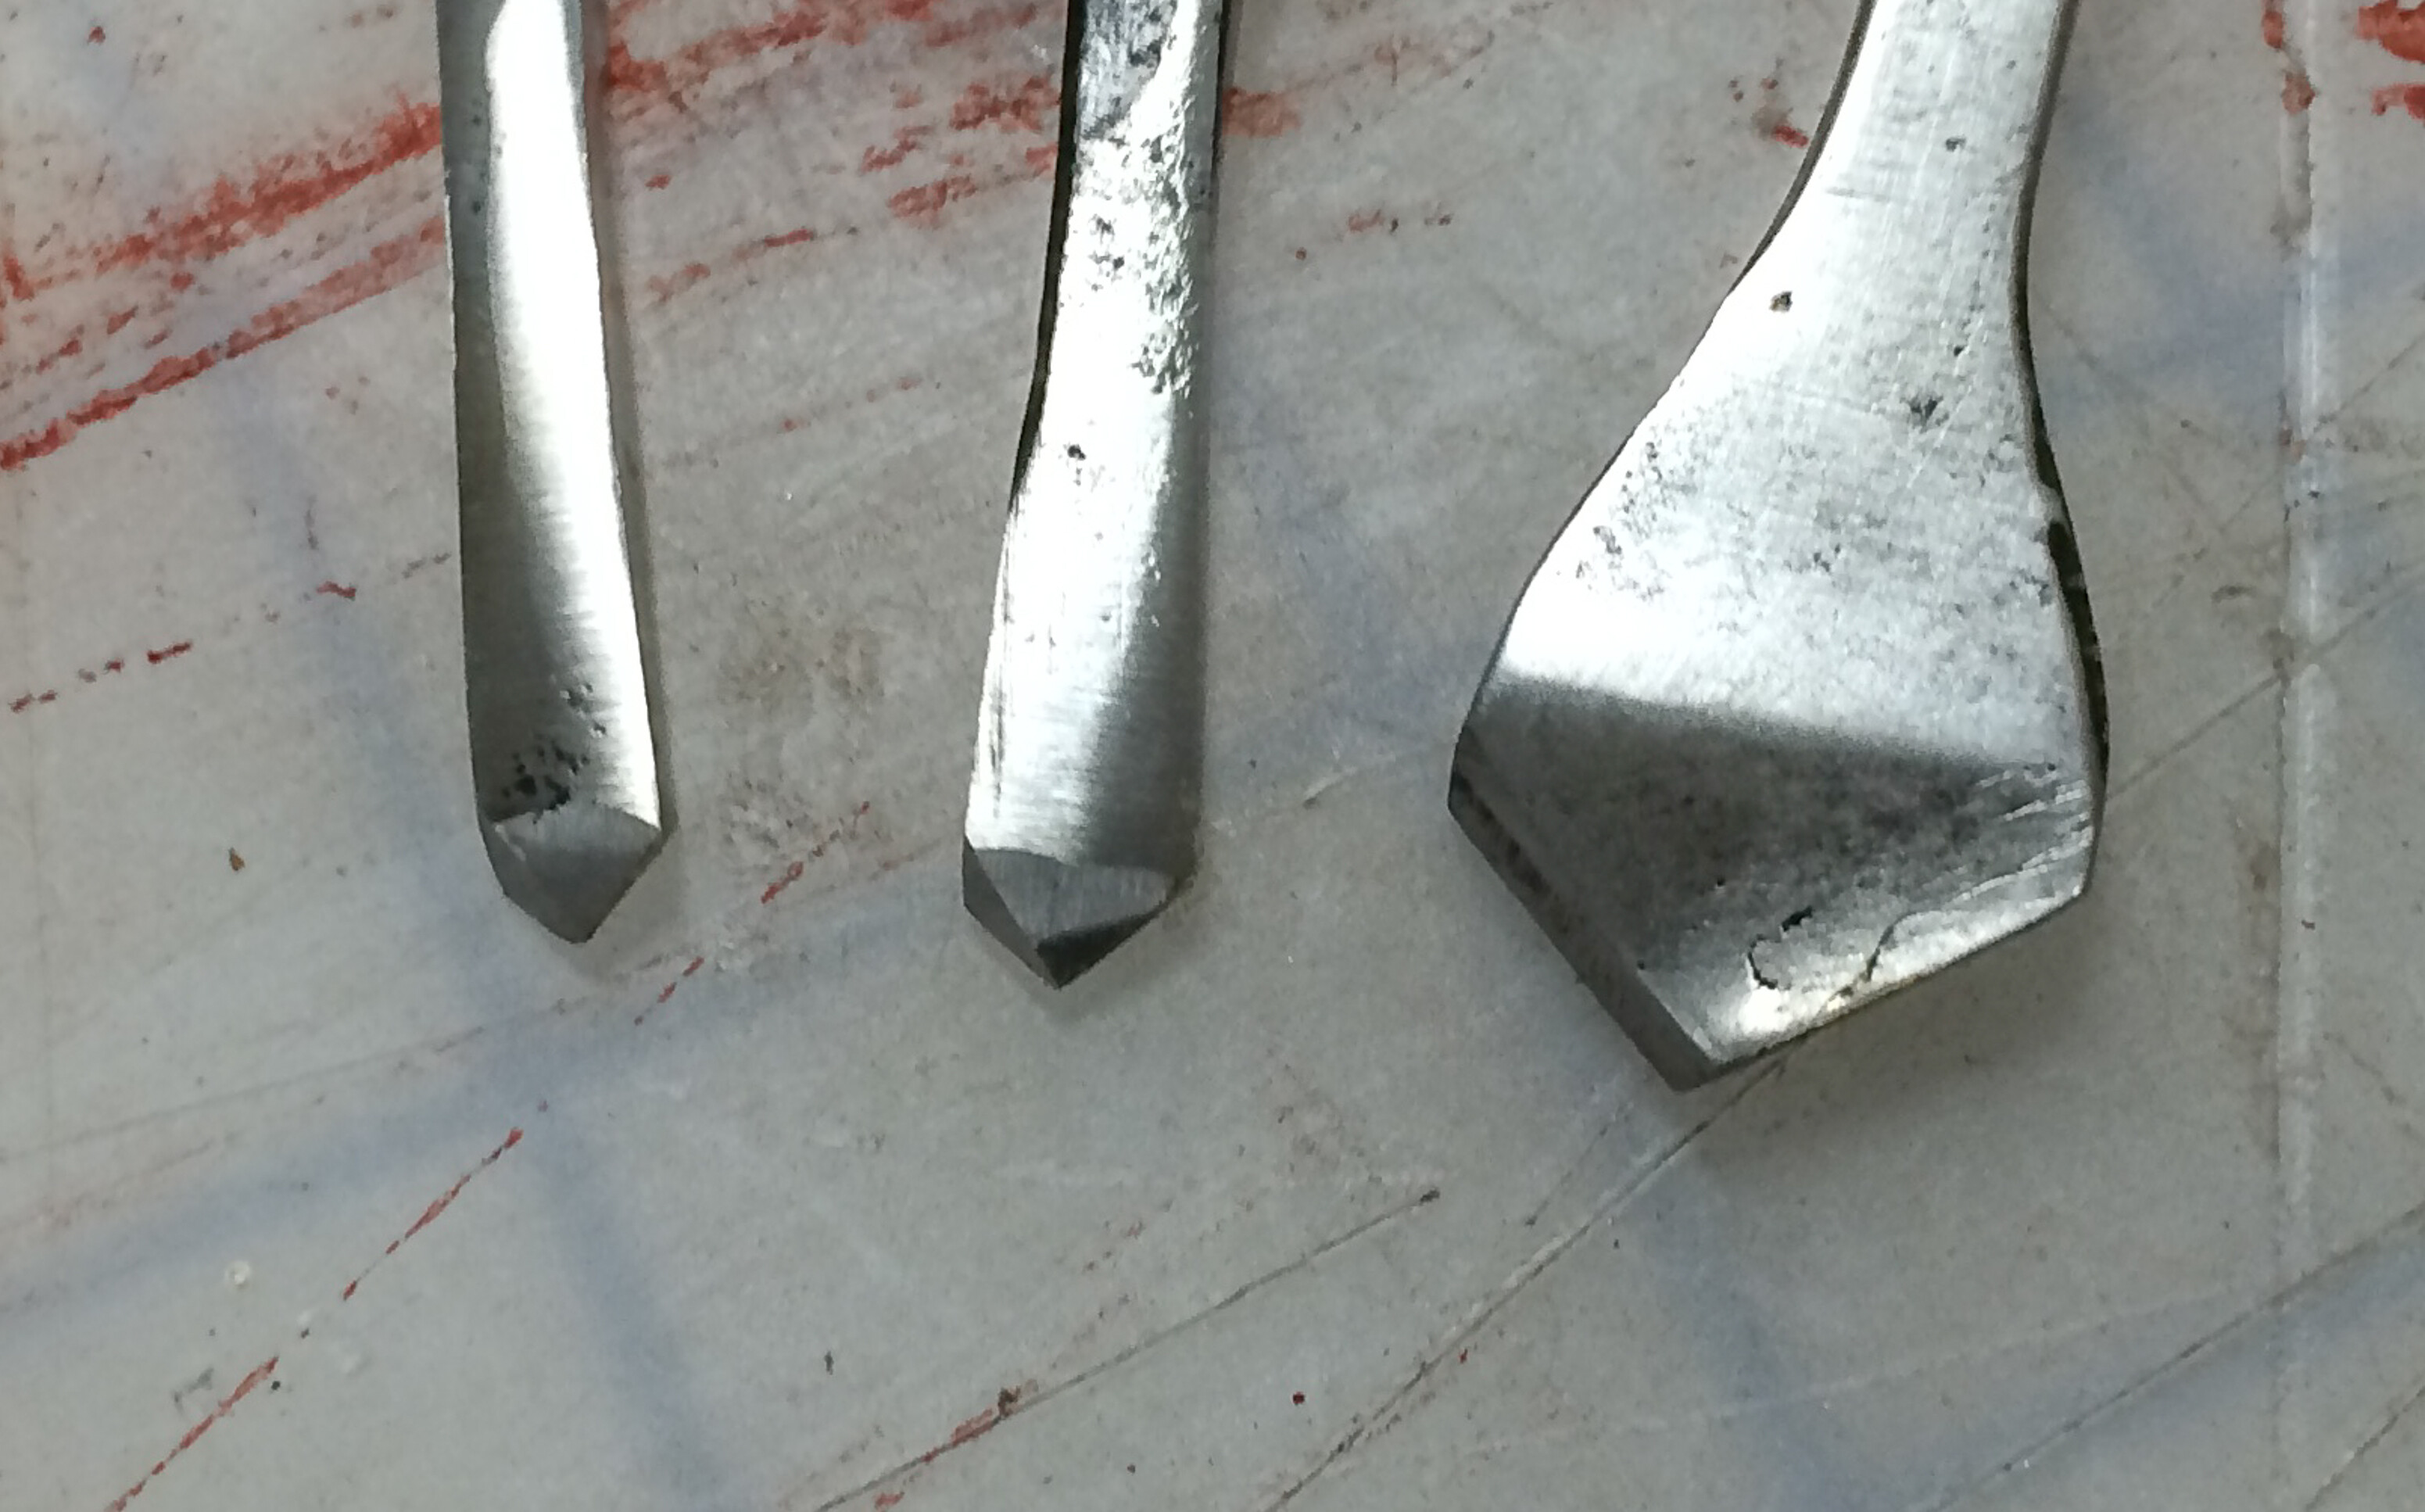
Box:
[4, 1, 2423, 1507]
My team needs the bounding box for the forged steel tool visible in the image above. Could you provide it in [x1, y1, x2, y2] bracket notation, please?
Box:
[962, 0, 1222, 984]
[439, 0, 668, 942]
[1452, 0, 2105, 1086]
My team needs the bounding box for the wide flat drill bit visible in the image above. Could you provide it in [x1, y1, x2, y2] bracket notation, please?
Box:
[439, 0, 668, 942]
[1452, 0, 2105, 1087]
[962, 0, 1223, 985]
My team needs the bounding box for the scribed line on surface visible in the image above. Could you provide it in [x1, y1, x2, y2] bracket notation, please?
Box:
[1255, 1063, 1786, 1510]
[1906, 1196, 2425, 1512]
[794, 1186, 1442, 1511]
[338, 1126, 525, 1302]
[97, 1355, 279, 1512]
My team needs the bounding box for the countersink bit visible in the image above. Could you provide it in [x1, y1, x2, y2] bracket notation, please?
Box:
[1452, 0, 2105, 1087]
[962, 0, 1223, 984]
[439, 0, 667, 942]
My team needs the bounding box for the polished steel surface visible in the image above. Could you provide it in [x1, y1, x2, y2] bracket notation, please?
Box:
[962, 0, 1221, 984]
[1453, 0, 2104, 1087]
[439, 0, 667, 942]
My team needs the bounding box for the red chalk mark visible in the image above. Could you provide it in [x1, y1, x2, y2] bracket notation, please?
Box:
[920, 2, 1038, 50]
[10, 2, 1224, 475]
[875, 1494, 906, 1510]
[1223, 88, 1300, 138]
[863, 125, 934, 173]
[9, 4, 1056, 464]
[89, 24, 106, 43]
[34, 333, 85, 375]
[2373, 82, 2425, 118]
[68, 100, 441, 287]
[948, 73, 1057, 134]
[101, 1356, 278, 1512]
[914, 1406, 1001, 1467]
[2264, 0, 2287, 49]
[2284, 70, 2317, 113]
[103, 657, 125, 673]
[341, 1127, 525, 1303]
[604, 0, 973, 117]
[145, 641, 195, 665]
[755, 803, 875, 905]
[637, 213, 827, 310]
[646, 172, 674, 189]
[886, 144, 1058, 225]
[4, 217, 443, 472]
[762, 861, 809, 904]
[2359, 2, 2425, 63]
[1346, 209, 1393, 234]
[1768, 119, 1811, 149]
[649, 261, 715, 303]
[316, 581, 360, 600]
[638, 956, 707, 1023]
[889, 173, 982, 221]
[104, 306, 140, 336]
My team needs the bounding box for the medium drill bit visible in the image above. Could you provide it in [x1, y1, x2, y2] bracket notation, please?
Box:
[439, 0, 667, 942]
[1453, 0, 2104, 1086]
[962, 0, 1223, 984]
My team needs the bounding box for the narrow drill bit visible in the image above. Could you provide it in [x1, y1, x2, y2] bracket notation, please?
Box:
[1453, 0, 2104, 1086]
[439, 0, 667, 942]
[962, 0, 1223, 984]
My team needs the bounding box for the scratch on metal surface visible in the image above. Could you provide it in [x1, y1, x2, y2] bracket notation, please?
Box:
[338, 1127, 525, 1302]
[790, 1186, 1442, 1510]
[0, 545, 447, 722]
[2104, 560, 2425, 810]
[1452, 1284, 2248, 1449]
[2300, 1367, 2425, 1510]
[1255, 1063, 1786, 1510]
[1907, 1194, 2425, 1512]
[2273, 1, 2327, 1500]
[2, 831, 955, 1170]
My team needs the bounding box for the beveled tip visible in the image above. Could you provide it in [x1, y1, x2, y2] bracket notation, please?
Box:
[963, 843, 1180, 986]
[1449, 694, 2097, 1090]
[481, 798, 667, 943]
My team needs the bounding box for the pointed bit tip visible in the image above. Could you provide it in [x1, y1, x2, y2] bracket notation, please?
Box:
[963, 844, 1180, 987]
[482, 797, 667, 943]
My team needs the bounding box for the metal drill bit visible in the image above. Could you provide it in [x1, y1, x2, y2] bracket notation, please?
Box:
[962, 0, 1222, 984]
[1452, 0, 2104, 1087]
[439, 0, 667, 942]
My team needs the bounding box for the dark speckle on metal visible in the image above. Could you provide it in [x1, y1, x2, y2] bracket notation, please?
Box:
[1452, 0, 2104, 1086]
[962, 0, 1223, 982]
[439, 0, 668, 942]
